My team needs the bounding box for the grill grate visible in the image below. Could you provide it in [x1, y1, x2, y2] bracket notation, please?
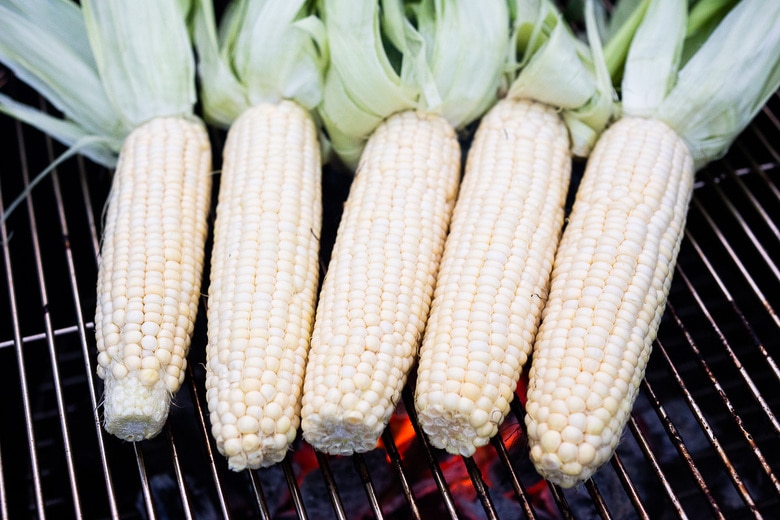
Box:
[1, 69, 778, 519]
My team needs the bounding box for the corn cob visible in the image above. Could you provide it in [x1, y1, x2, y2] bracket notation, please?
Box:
[414, 98, 571, 456]
[300, 110, 461, 455]
[205, 101, 322, 470]
[525, 116, 694, 488]
[95, 116, 212, 441]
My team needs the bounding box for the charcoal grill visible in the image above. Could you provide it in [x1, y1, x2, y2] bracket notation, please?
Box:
[1, 58, 779, 519]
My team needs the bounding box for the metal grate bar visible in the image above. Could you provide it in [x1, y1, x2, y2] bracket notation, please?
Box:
[546, 483, 574, 520]
[249, 469, 271, 520]
[683, 229, 780, 384]
[489, 436, 537, 520]
[698, 168, 780, 282]
[402, 388, 461, 519]
[653, 331, 763, 518]
[462, 455, 498, 520]
[184, 361, 233, 518]
[134, 443, 155, 519]
[583, 479, 619, 519]
[39, 119, 87, 520]
[640, 375, 726, 519]
[352, 453, 385, 519]
[621, 413, 690, 519]
[314, 451, 348, 520]
[381, 428, 422, 519]
[689, 194, 780, 330]
[673, 265, 780, 436]
[4, 119, 47, 520]
[165, 425, 195, 520]
[0, 324, 95, 350]
[722, 160, 780, 238]
[71, 137, 123, 520]
[0, 442, 5, 520]
[0, 181, 12, 520]
[282, 457, 309, 520]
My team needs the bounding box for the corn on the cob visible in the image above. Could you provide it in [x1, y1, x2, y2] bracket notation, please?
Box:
[414, 98, 571, 456]
[95, 116, 212, 441]
[205, 101, 321, 470]
[525, 116, 694, 488]
[300, 110, 461, 455]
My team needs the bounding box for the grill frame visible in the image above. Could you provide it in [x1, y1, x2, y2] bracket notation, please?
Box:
[1, 56, 779, 520]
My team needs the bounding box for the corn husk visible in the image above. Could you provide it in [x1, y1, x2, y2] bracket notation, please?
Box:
[317, 0, 509, 170]
[191, 0, 327, 128]
[615, 0, 780, 168]
[506, 0, 616, 156]
[0, 0, 197, 171]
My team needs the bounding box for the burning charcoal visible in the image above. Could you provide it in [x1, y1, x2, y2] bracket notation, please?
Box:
[137, 473, 220, 520]
[299, 450, 394, 519]
[256, 463, 291, 518]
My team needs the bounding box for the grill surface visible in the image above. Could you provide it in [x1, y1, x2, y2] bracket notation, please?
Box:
[1, 66, 779, 519]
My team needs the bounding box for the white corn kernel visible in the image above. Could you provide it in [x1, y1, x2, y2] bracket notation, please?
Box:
[414, 99, 571, 456]
[205, 101, 322, 471]
[96, 116, 211, 442]
[301, 110, 461, 455]
[525, 117, 694, 488]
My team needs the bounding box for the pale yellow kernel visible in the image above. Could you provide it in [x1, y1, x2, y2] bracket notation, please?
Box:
[457, 397, 475, 416]
[586, 414, 606, 435]
[476, 421, 496, 439]
[344, 410, 364, 425]
[111, 363, 128, 379]
[562, 461, 583, 477]
[97, 352, 111, 369]
[242, 434, 261, 453]
[578, 444, 597, 465]
[103, 333, 121, 348]
[245, 391, 264, 407]
[223, 438, 242, 457]
[277, 416, 292, 435]
[237, 416, 259, 434]
[165, 374, 180, 391]
[558, 442, 579, 463]
[155, 349, 172, 365]
[340, 392, 360, 411]
[141, 321, 160, 336]
[530, 444, 543, 462]
[561, 425, 584, 444]
[540, 430, 562, 453]
[139, 368, 159, 386]
[461, 382, 482, 403]
[141, 357, 161, 371]
[125, 309, 144, 325]
[124, 330, 143, 345]
[547, 412, 568, 431]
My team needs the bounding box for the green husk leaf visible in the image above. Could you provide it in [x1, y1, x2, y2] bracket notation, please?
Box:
[620, 0, 686, 118]
[81, 0, 197, 128]
[609, 0, 780, 169]
[0, 3, 124, 138]
[685, 0, 737, 37]
[190, 0, 248, 127]
[1, 134, 116, 222]
[2, 0, 95, 64]
[191, 0, 326, 128]
[318, 0, 509, 171]
[680, 0, 739, 65]
[416, 0, 506, 126]
[0, 92, 120, 168]
[601, 0, 650, 82]
[0, 0, 201, 218]
[506, 0, 616, 156]
[656, 0, 780, 168]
